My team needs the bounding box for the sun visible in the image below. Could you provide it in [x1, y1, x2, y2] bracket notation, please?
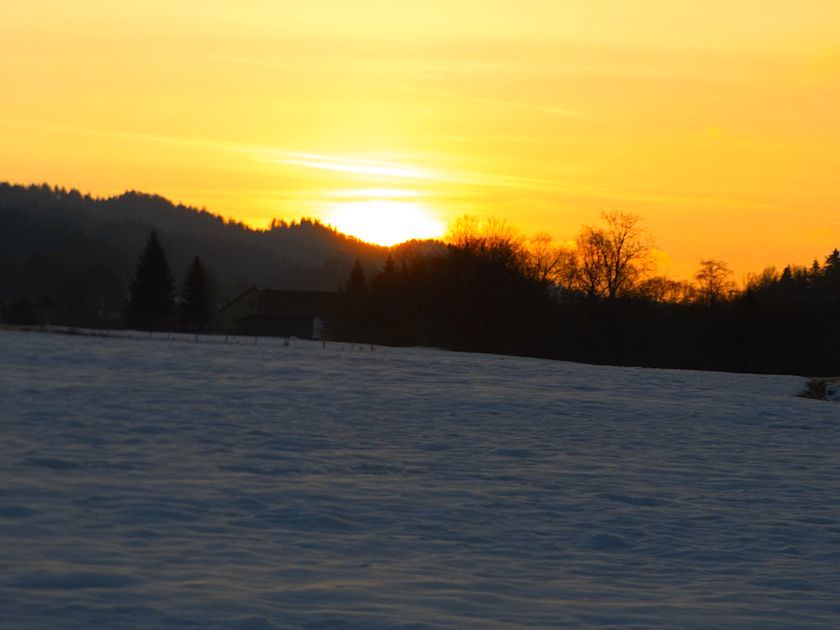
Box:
[326, 199, 445, 246]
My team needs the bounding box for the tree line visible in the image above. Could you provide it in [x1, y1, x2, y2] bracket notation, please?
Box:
[4, 182, 838, 375]
[4, 229, 213, 334]
[0, 182, 392, 327]
[124, 231, 211, 333]
[333, 212, 840, 376]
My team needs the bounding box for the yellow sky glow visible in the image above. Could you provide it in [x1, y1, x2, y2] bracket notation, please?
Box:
[3, 1, 840, 278]
[326, 200, 446, 246]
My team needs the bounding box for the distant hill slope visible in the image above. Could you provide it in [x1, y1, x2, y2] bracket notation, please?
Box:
[0, 182, 438, 325]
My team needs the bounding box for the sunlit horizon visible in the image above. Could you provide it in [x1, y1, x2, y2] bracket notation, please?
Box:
[4, 1, 840, 280]
[324, 198, 446, 247]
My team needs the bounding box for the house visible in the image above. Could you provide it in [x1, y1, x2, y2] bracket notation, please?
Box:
[220, 286, 339, 339]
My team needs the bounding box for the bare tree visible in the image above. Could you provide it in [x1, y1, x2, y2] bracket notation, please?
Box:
[447, 216, 527, 272]
[571, 211, 654, 300]
[447, 215, 482, 251]
[694, 259, 735, 305]
[526, 232, 576, 289]
[635, 276, 695, 303]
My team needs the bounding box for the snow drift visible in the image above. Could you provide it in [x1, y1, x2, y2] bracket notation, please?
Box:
[1, 329, 839, 628]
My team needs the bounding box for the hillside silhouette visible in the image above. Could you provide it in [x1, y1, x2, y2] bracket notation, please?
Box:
[5, 182, 840, 376]
[0, 182, 426, 325]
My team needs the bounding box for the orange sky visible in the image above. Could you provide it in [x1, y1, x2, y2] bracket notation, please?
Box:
[3, 1, 839, 280]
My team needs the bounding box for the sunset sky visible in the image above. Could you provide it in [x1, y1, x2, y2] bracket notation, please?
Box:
[3, 1, 839, 279]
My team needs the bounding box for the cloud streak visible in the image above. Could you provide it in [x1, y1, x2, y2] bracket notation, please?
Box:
[373, 80, 592, 120]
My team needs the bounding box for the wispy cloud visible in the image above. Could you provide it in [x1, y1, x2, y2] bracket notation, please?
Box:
[14, 118, 565, 194]
[326, 188, 429, 199]
[206, 50, 592, 121]
[258, 148, 562, 192]
[374, 80, 592, 120]
[12, 119, 245, 153]
[278, 153, 432, 180]
[437, 133, 607, 146]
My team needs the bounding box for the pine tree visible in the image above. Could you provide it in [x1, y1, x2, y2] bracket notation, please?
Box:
[825, 249, 840, 272]
[347, 259, 367, 294]
[125, 230, 175, 330]
[180, 255, 210, 333]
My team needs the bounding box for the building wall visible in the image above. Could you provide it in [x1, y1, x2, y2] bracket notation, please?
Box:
[219, 287, 260, 332]
[220, 287, 338, 338]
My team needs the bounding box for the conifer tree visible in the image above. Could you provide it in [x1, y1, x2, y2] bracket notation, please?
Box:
[125, 230, 175, 330]
[347, 259, 367, 294]
[180, 255, 210, 333]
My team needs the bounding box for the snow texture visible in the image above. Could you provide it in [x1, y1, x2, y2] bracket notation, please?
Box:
[1, 329, 840, 628]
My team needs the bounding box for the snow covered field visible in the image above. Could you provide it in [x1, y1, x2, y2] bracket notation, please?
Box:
[1, 329, 839, 628]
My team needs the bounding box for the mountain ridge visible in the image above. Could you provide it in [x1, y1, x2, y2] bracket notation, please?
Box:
[0, 181, 442, 325]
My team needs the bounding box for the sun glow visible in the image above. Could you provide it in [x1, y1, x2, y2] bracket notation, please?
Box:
[6, 2, 840, 278]
[326, 200, 445, 246]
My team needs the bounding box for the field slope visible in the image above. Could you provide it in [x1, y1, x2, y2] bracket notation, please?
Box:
[1, 330, 839, 628]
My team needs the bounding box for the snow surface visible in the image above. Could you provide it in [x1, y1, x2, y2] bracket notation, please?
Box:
[826, 380, 840, 402]
[1, 328, 840, 629]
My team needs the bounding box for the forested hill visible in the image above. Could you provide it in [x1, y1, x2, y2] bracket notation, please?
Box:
[0, 182, 397, 324]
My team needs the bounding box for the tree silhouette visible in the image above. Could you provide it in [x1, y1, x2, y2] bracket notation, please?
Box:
[824, 249, 840, 293]
[526, 232, 575, 291]
[571, 211, 653, 300]
[347, 259, 367, 294]
[125, 230, 175, 330]
[2, 298, 37, 325]
[180, 255, 210, 333]
[694, 259, 735, 305]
